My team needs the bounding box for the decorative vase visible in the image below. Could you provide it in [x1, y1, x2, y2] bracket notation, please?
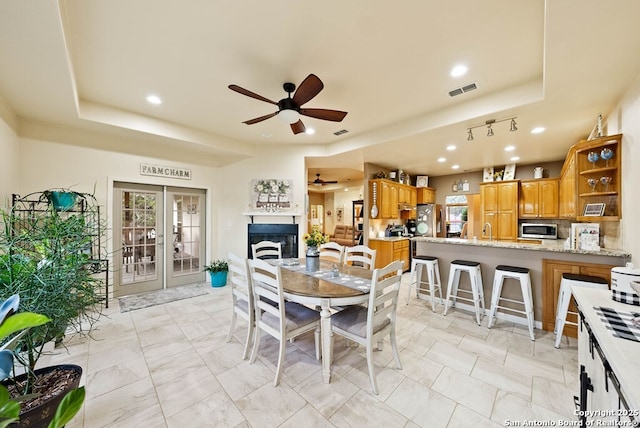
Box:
[268, 193, 278, 203]
[209, 271, 228, 287]
[258, 193, 269, 203]
[306, 246, 320, 272]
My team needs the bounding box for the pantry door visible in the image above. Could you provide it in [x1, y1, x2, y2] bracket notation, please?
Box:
[113, 183, 206, 297]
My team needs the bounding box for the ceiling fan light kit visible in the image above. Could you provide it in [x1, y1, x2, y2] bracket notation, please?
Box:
[466, 117, 517, 140]
[229, 74, 348, 135]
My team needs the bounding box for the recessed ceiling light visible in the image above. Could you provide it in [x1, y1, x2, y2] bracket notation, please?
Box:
[450, 65, 468, 78]
[510, 156, 520, 161]
[504, 145, 515, 152]
[446, 145, 456, 151]
[305, 128, 315, 135]
[146, 95, 162, 105]
[452, 164, 460, 170]
[344, 188, 349, 192]
[438, 157, 446, 163]
[531, 127, 545, 134]
[261, 132, 272, 138]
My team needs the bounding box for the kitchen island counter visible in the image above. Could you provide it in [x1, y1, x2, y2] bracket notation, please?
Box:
[412, 237, 629, 333]
[411, 236, 630, 259]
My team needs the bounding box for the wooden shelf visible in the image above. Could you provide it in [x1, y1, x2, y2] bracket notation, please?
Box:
[579, 191, 618, 197]
[576, 216, 619, 222]
[579, 166, 617, 175]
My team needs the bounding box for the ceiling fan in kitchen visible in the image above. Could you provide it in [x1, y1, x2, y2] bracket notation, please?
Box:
[309, 174, 338, 187]
[228, 74, 348, 135]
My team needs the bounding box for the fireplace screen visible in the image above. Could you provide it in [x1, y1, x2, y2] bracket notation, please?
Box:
[247, 224, 298, 259]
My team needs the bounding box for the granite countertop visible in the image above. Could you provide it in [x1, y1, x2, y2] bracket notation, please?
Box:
[411, 236, 630, 258]
[369, 236, 410, 242]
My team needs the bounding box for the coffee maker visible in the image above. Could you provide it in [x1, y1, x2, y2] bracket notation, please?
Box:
[405, 219, 416, 236]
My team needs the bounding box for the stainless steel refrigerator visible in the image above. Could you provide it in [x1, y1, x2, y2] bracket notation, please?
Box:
[415, 204, 443, 237]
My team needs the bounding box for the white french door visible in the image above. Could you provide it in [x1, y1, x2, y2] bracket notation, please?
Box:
[113, 182, 206, 297]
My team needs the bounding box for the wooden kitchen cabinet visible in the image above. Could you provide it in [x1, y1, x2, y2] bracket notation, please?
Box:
[416, 187, 436, 204]
[558, 134, 622, 221]
[559, 151, 577, 218]
[369, 179, 398, 219]
[575, 134, 622, 221]
[480, 180, 518, 241]
[519, 178, 559, 219]
[369, 239, 410, 272]
[398, 183, 416, 204]
[541, 259, 617, 338]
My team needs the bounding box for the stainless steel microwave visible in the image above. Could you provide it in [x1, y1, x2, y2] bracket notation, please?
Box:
[520, 223, 558, 239]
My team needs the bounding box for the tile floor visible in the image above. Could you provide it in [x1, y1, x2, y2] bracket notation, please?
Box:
[49, 274, 581, 427]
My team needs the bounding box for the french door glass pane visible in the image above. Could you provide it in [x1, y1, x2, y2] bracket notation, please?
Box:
[121, 191, 158, 284]
[172, 194, 201, 275]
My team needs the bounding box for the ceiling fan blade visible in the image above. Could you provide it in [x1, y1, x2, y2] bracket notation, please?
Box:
[292, 74, 323, 106]
[228, 84, 278, 105]
[290, 120, 306, 135]
[300, 108, 348, 122]
[243, 111, 278, 125]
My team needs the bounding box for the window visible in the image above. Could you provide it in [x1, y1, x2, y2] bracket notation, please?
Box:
[445, 195, 468, 236]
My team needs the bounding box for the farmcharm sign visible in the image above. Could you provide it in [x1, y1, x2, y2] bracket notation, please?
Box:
[140, 164, 192, 180]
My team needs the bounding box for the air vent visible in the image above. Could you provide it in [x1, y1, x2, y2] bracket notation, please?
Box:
[448, 82, 478, 97]
[334, 129, 349, 136]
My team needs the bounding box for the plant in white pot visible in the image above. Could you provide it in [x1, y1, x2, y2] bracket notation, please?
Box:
[204, 260, 229, 287]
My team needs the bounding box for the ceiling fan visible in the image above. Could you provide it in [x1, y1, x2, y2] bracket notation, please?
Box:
[228, 74, 348, 135]
[309, 173, 338, 187]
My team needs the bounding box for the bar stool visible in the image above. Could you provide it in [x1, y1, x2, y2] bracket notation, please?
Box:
[407, 255, 443, 311]
[554, 273, 608, 348]
[443, 260, 485, 325]
[487, 265, 535, 341]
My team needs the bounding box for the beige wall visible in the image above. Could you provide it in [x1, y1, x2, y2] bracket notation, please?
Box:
[0, 99, 19, 206]
[217, 145, 308, 259]
[605, 70, 640, 264]
[15, 134, 220, 264]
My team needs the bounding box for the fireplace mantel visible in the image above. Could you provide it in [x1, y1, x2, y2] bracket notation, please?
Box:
[242, 211, 302, 223]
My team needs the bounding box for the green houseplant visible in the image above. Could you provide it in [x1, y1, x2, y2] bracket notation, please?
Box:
[0, 294, 85, 428]
[0, 189, 106, 426]
[204, 260, 229, 287]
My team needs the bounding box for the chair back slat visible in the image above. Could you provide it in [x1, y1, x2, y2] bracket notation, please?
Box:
[345, 245, 377, 270]
[367, 260, 403, 335]
[228, 252, 253, 308]
[252, 241, 283, 259]
[320, 241, 345, 264]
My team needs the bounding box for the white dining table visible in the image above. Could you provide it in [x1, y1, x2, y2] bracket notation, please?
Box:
[270, 259, 372, 383]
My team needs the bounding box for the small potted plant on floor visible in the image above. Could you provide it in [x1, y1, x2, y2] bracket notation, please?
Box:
[204, 259, 229, 287]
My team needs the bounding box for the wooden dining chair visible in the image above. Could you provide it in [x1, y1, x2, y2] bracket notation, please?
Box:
[330, 260, 404, 394]
[225, 252, 254, 360]
[249, 258, 321, 386]
[344, 244, 377, 270]
[320, 241, 345, 264]
[251, 240, 282, 259]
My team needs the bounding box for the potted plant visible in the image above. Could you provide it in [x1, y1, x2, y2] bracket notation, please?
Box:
[0, 294, 85, 428]
[204, 260, 229, 287]
[0, 189, 106, 427]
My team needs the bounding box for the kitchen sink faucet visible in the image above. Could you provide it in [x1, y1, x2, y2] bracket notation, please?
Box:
[483, 223, 493, 241]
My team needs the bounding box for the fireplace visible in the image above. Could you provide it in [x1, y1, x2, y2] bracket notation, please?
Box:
[247, 224, 298, 259]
